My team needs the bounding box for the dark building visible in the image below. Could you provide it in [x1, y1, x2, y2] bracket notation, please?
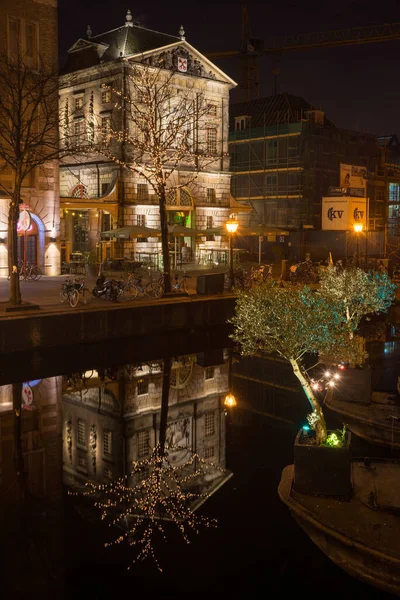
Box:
[229, 93, 400, 262]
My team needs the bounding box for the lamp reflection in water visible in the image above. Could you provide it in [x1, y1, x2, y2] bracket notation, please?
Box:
[225, 214, 239, 290]
[353, 222, 363, 267]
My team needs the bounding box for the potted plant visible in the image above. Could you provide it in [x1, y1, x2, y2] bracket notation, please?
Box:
[230, 281, 363, 497]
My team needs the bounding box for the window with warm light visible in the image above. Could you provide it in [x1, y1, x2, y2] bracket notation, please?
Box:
[206, 127, 217, 154]
[137, 378, 149, 396]
[204, 446, 215, 459]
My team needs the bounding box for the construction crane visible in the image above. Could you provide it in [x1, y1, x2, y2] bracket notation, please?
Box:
[206, 1, 400, 101]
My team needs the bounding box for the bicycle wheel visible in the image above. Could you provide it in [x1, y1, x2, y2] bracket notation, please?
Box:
[31, 266, 42, 281]
[19, 268, 26, 281]
[80, 287, 92, 305]
[60, 287, 68, 303]
[123, 282, 138, 300]
[69, 290, 79, 308]
[224, 272, 232, 290]
[145, 281, 163, 299]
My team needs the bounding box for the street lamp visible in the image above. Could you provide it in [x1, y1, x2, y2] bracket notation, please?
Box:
[353, 222, 363, 267]
[224, 392, 237, 408]
[226, 215, 239, 289]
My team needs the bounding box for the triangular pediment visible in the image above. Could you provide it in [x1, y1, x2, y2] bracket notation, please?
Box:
[68, 38, 109, 58]
[127, 41, 237, 88]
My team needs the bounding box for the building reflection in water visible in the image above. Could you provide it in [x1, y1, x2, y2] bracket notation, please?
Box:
[61, 349, 232, 569]
[0, 377, 64, 598]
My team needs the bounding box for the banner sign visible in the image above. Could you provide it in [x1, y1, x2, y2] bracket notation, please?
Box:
[340, 164, 366, 195]
[322, 197, 367, 230]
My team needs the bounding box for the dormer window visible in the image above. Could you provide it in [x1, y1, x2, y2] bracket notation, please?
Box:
[235, 115, 251, 131]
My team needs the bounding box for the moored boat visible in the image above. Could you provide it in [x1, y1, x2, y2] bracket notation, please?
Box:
[278, 460, 400, 596]
[326, 390, 400, 450]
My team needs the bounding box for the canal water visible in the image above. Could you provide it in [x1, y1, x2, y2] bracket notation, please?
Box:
[0, 327, 397, 599]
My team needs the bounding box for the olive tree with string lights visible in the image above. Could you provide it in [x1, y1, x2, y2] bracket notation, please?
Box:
[230, 282, 364, 444]
[318, 265, 396, 338]
[97, 63, 221, 293]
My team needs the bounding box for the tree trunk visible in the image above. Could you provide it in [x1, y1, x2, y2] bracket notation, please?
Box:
[158, 356, 172, 455]
[8, 183, 22, 305]
[289, 358, 327, 444]
[13, 383, 26, 503]
[159, 186, 171, 294]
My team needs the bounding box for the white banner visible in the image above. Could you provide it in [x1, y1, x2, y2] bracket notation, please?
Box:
[322, 197, 367, 230]
[340, 164, 367, 192]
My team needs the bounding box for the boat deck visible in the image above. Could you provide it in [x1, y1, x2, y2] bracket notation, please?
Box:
[281, 461, 400, 561]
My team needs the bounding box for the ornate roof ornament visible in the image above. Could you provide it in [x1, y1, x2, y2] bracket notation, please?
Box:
[125, 9, 133, 27]
[179, 25, 185, 41]
[86, 25, 92, 39]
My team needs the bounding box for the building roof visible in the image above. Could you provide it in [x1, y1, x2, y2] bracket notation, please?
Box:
[62, 16, 180, 74]
[230, 93, 331, 128]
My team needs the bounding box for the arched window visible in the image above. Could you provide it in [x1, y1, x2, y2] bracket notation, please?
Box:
[71, 184, 89, 198]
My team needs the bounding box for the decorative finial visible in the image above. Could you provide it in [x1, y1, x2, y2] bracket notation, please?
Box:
[179, 25, 185, 41]
[125, 9, 133, 26]
[86, 25, 92, 39]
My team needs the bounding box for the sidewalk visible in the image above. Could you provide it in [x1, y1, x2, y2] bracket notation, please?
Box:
[0, 266, 230, 316]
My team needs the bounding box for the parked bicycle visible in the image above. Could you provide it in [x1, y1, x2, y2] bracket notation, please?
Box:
[224, 266, 251, 291]
[60, 277, 91, 307]
[126, 271, 163, 299]
[9, 260, 42, 281]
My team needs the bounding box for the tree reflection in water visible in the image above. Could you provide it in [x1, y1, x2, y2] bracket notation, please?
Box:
[67, 354, 231, 571]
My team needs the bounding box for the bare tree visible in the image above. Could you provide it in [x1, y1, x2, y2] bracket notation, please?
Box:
[99, 62, 220, 293]
[0, 52, 67, 304]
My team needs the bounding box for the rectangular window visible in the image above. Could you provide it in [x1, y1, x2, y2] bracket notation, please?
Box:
[206, 216, 213, 229]
[78, 454, 87, 470]
[136, 214, 146, 227]
[137, 89, 146, 103]
[101, 89, 111, 104]
[206, 188, 216, 203]
[138, 430, 150, 459]
[74, 121, 85, 145]
[8, 18, 20, 57]
[207, 128, 217, 155]
[137, 378, 149, 396]
[204, 412, 215, 437]
[205, 366, 215, 380]
[103, 430, 113, 456]
[389, 183, 400, 203]
[137, 183, 149, 201]
[204, 446, 214, 459]
[25, 22, 37, 58]
[75, 97, 83, 111]
[101, 182, 109, 195]
[207, 103, 217, 116]
[77, 419, 87, 447]
[104, 468, 113, 479]
[101, 116, 111, 142]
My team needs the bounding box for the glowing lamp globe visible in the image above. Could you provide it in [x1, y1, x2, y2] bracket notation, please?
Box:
[224, 393, 237, 408]
[353, 223, 363, 233]
[226, 218, 239, 234]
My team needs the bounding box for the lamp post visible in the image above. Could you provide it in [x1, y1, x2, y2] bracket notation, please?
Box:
[226, 215, 239, 289]
[353, 222, 363, 267]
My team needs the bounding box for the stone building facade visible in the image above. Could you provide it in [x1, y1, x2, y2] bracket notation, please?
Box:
[0, 0, 60, 277]
[59, 12, 236, 266]
[62, 352, 230, 492]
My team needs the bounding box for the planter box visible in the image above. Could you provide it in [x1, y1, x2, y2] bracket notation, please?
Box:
[293, 429, 352, 498]
[196, 273, 225, 295]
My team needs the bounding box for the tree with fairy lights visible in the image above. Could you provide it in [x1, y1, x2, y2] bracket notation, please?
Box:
[318, 266, 396, 338]
[73, 357, 226, 571]
[95, 63, 221, 293]
[230, 282, 364, 444]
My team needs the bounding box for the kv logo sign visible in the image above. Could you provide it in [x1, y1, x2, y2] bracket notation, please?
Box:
[327, 207, 344, 221]
[353, 207, 364, 221]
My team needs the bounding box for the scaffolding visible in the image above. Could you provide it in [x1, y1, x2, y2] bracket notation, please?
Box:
[229, 98, 306, 229]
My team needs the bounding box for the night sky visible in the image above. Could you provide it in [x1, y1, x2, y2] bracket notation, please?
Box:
[59, 0, 400, 135]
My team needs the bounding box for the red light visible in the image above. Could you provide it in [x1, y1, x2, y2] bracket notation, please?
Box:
[338, 364, 346, 370]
